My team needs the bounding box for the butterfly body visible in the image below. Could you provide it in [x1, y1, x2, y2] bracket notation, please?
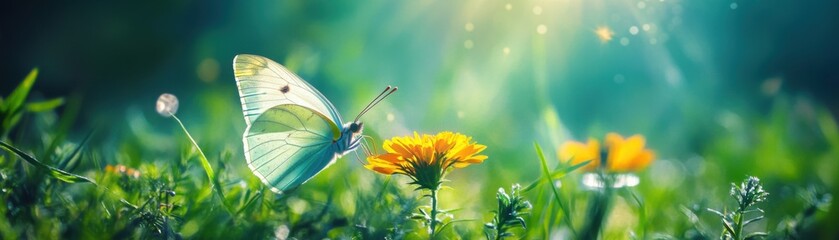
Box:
[234, 54, 364, 193]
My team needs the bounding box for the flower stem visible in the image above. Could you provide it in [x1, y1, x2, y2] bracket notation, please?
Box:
[430, 188, 439, 238]
[735, 211, 744, 240]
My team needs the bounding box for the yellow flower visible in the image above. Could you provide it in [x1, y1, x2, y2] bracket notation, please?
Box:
[365, 131, 487, 190]
[559, 133, 655, 172]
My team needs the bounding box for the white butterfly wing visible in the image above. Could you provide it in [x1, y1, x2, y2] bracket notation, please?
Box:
[244, 104, 341, 193]
[233, 54, 343, 127]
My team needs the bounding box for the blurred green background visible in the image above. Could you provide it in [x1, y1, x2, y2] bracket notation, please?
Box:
[2, 0, 839, 238]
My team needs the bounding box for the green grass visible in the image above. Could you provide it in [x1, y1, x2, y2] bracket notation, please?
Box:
[0, 69, 836, 239]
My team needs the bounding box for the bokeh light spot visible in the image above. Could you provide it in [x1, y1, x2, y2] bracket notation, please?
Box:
[533, 6, 543, 15]
[505, 3, 512, 10]
[637, 1, 647, 9]
[387, 113, 395, 122]
[536, 24, 548, 35]
[730, 2, 738, 9]
[464, 22, 474, 32]
[503, 47, 510, 55]
[197, 58, 220, 83]
[642, 24, 651, 31]
[629, 26, 639, 35]
[614, 74, 626, 83]
[464, 40, 474, 49]
[620, 37, 630, 46]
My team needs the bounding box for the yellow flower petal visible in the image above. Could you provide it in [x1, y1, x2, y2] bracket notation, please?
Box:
[560, 133, 655, 173]
[559, 139, 600, 171]
[364, 131, 487, 182]
[607, 134, 646, 171]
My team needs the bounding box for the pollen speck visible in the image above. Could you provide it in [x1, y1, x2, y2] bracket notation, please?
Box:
[595, 26, 615, 42]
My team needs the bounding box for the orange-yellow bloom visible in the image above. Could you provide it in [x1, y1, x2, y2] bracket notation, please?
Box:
[365, 131, 487, 190]
[559, 133, 655, 172]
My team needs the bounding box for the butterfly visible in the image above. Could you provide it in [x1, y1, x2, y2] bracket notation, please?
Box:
[233, 54, 395, 193]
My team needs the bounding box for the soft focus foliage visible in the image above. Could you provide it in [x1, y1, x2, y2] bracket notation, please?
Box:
[1, 0, 839, 239]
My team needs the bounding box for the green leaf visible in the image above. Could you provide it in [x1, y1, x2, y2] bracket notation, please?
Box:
[721, 219, 736, 237]
[2, 112, 23, 135]
[818, 110, 839, 151]
[5, 68, 38, 112]
[743, 215, 764, 226]
[707, 208, 726, 218]
[0, 141, 96, 185]
[25, 97, 65, 112]
[235, 190, 263, 217]
[433, 219, 474, 238]
[744, 232, 768, 240]
[534, 142, 577, 237]
[555, 159, 593, 178]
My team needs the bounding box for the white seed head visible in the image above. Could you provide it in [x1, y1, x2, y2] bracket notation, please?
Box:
[156, 93, 179, 117]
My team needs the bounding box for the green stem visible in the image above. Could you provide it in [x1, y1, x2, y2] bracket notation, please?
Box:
[430, 188, 439, 238]
[495, 219, 502, 240]
[580, 173, 614, 240]
[735, 211, 744, 240]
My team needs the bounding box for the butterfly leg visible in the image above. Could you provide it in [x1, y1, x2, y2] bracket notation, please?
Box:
[349, 137, 362, 151]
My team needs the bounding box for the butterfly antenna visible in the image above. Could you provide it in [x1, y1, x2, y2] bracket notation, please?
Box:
[354, 86, 390, 121]
[354, 86, 398, 122]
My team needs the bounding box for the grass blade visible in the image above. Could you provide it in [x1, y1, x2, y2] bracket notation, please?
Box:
[522, 159, 591, 192]
[58, 130, 94, 171]
[170, 114, 231, 213]
[25, 97, 65, 112]
[534, 142, 577, 238]
[4, 68, 38, 113]
[0, 141, 96, 185]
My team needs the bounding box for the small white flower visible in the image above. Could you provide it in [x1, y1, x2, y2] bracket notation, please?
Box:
[274, 224, 289, 240]
[156, 93, 179, 117]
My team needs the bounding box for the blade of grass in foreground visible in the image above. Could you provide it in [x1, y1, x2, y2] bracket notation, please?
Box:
[522, 159, 591, 193]
[0, 141, 96, 185]
[534, 142, 577, 238]
[170, 114, 232, 213]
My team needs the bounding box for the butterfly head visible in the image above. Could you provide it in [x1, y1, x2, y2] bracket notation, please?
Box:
[341, 86, 395, 152]
[349, 122, 363, 134]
